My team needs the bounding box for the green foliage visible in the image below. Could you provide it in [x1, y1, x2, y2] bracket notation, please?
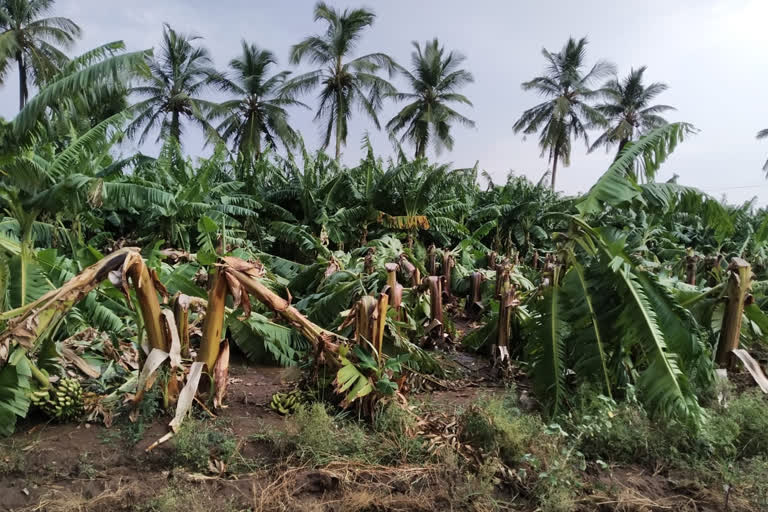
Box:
[387, 38, 475, 158]
[3, 3, 767, 448]
[529, 274, 567, 416]
[173, 419, 237, 471]
[459, 391, 547, 466]
[723, 391, 768, 459]
[0, 349, 32, 436]
[577, 122, 694, 215]
[271, 402, 369, 465]
[228, 314, 303, 367]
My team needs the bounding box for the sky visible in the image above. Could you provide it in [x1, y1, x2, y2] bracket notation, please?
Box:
[2, 0, 768, 204]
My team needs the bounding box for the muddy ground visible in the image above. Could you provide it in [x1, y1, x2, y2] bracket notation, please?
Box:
[0, 357, 746, 512]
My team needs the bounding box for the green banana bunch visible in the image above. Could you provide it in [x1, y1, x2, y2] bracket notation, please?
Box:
[269, 389, 305, 415]
[30, 378, 85, 422]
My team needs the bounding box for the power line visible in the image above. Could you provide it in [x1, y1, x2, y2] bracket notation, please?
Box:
[698, 184, 768, 192]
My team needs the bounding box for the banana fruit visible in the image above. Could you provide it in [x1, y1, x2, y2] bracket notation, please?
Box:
[30, 378, 85, 422]
[269, 389, 305, 415]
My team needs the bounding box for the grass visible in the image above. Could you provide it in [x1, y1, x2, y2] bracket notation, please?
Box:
[136, 484, 240, 512]
[257, 400, 433, 467]
[0, 440, 26, 475]
[564, 387, 768, 467]
[76, 451, 98, 479]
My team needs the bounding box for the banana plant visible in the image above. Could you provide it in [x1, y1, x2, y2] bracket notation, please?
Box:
[525, 123, 712, 426]
[528, 217, 709, 426]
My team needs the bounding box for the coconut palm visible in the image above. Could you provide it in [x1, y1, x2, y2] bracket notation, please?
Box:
[387, 38, 475, 159]
[590, 66, 674, 157]
[757, 128, 768, 174]
[127, 24, 223, 145]
[0, 0, 81, 109]
[513, 36, 614, 190]
[213, 41, 306, 162]
[287, 2, 397, 160]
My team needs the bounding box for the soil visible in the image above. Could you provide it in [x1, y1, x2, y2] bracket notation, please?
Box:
[0, 355, 749, 511]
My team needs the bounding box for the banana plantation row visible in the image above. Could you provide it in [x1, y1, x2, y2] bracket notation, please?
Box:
[3, 108, 768, 438]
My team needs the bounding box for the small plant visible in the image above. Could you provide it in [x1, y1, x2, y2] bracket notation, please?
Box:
[76, 452, 98, 479]
[459, 390, 546, 465]
[0, 441, 27, 475]
[277, 402, 369, 465]
[137, 484, 239, 512]
[722, 391, 768, 459]
[172, 419, 237, 472]
[372, 402, 428, 464]
[120, 385, 164, 445]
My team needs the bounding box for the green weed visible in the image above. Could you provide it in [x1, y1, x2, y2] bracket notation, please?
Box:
[459, 390, 546, 465]
[172, 418, 237, 471]
[0, 441, 26, 475]
[136, 484, 239, 512]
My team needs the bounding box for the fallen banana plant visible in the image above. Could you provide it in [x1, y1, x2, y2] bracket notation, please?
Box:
[423, 276, 448, 347]
[493, 281, 519, 370]
[0, 247, 167, 364]
[0, 248, 173, 433]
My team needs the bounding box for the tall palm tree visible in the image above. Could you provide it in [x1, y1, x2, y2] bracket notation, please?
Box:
[0, 0, 81, 109]
[128, 24, 223, 145]
[287, 2, 397, 161]
[757, 128, 768, 174]
[213, 41, 306, 162]
[387, 38, 475, 159]
[513, 36, 614, 190]
[590, 66, 674, 157]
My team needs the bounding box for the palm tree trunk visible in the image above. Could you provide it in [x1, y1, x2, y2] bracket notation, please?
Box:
[550, 139, 560, 190]
[335, 57, 343, 162]
[171, 111, 181, 142]
[335, 113, 342, 161]
[415, 138, 426, 159]
[617, 138, 628, 155]
[16, 53, 26, 110]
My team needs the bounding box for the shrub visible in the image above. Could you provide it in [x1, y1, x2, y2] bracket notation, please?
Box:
[173, 419, 237, 471]
[372, 402, 429, 464]
[276, 402, 369, 464]
[459, 390, 546, 466]
[138, 484, 239, 512]
[723, 391, 768, 459]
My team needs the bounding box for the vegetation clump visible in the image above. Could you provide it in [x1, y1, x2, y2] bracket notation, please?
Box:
[172, 419, 238, 471]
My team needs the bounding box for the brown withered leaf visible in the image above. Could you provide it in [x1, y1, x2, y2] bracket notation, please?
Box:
[223, 271, 252, 318]
[219, 256, 265, 279]
[149, 267, 169, 303]
[212, 340, 230, 409]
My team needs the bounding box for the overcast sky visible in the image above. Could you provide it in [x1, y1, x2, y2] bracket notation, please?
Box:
[2, 0, 767, 204]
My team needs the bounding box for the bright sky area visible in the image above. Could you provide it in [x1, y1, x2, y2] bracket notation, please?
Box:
[1, 0, 766, 204]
